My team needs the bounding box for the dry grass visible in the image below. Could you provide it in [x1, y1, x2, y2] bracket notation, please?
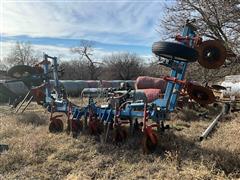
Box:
[0, 100, 239, 179]
[16, 112, 47, 126]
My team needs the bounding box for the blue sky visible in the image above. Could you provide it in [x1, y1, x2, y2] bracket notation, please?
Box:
[1, 0, 174, 61]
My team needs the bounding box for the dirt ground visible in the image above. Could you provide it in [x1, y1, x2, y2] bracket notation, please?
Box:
[0, 99, 239, 179]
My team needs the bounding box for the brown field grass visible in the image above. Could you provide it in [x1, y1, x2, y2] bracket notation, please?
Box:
[0, 99, 239, 179]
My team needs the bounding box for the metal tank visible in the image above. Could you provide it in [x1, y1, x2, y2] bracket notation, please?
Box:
[60, 80, 88, 96]
[0, 79, 136, 101]
[60, 80, 136, 97]
[220, 75, 240, 99]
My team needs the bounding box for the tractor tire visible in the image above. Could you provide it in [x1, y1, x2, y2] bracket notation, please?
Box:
[8, 65, 35, 79]
[152, 41, 198, 62]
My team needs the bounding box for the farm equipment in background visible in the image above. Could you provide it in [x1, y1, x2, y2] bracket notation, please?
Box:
[9, 19, 229, 153]
[214, 75, 240, 112]
[198, 74, 240, 140]
[1, 69, 135, 105]
[7, 64, 45, 87]
[0, 66, 43, 105]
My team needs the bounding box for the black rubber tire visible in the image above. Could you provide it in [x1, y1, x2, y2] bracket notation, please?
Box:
[8, 65, 35, 79]
[152, 41, 198, 62]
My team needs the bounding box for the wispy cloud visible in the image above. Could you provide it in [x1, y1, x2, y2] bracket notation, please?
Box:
[1, 41, 152, 63]
[2, 1, 169, 45]
[1, 1, 174, 60]
[0, 41, 116, 60]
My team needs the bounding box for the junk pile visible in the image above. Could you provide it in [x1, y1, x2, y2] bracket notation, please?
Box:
[6, 19, 233, 153]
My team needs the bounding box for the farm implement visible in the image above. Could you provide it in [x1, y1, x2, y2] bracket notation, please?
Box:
[10, 20, 228, 153]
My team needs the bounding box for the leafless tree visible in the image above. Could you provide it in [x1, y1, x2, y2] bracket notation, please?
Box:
[0, 59, 8, 71]
[162, 0, 239, 50]
[5, 41, 39, 66]
[160, 0, 240, 82]
[60, 60, 90, 80]
[102, 52, 145, 80]
[144, 57, 170, 78]
[70, 41, 102, 80]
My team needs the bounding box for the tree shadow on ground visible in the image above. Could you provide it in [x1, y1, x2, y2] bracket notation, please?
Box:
[92, 130, 240, 178]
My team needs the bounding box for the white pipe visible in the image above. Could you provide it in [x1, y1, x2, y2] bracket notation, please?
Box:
[199, 107, 224, 141]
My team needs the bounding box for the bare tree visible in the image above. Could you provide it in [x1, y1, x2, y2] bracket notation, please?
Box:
[144, 59, 170, 78]
[160, 0, 240, 82]
[0, 59, 8, 71]
[6, 41, 39, 66]
[103, 52, 145, 80]
[70, 41, 102, 80]
[162, 0, 239, 51]
[60, 60, 90, 80]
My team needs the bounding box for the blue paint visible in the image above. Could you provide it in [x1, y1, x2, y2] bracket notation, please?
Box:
[41, 22, 198, 131]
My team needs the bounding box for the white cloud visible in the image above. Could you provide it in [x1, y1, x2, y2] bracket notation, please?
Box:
[0, 41, 152, 64]
[0, 41, 125, 59]
[2, 1, 167, 45]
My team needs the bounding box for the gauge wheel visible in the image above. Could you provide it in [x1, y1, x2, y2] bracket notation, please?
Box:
[8, 65, 35, 79]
